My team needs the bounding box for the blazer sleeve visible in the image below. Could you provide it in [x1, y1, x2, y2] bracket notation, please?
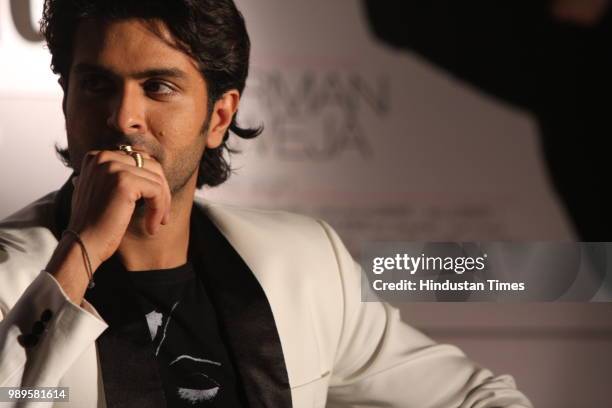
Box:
[317, 220, 534, 408]
[0, 270, 108, 389]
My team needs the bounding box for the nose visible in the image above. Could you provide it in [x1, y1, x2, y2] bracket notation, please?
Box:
[106, 82, 147, 135]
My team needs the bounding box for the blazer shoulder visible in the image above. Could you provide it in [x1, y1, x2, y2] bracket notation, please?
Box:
[0, 190, 60, 257]
[199, 199, 322, 228]
[196, 199, 350, 283]
[0, 190, 59, 230]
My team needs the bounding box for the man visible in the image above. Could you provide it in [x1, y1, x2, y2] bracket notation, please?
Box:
[0, 0, 533, 407]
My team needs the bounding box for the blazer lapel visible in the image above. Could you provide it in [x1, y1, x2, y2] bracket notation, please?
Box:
[189, 204, 293, 408]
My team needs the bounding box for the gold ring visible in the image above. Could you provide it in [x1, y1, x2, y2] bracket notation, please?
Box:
[117, 144, 133, 153]
[117, 144, 144, 168]
[131, 152, 144, 168]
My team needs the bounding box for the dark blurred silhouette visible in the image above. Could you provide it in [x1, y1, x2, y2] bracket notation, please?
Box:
[364, 0, 611, 240]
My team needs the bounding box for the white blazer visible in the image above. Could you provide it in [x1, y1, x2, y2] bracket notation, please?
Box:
[0, 188, 533, 408]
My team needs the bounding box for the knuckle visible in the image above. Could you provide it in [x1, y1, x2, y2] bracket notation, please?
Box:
[151, 172, 163, 185]
[145, 158, 161, 171]
[114, 171, 132, 192]
[99, 160, 114, 173]
[108, 160, 124, 173]
[153, 181, 163, 195]
[95, 150, 114, 165]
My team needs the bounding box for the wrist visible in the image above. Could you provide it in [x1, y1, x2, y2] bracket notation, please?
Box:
[64, 227, 104, 272]
[45, 238, 92, 304]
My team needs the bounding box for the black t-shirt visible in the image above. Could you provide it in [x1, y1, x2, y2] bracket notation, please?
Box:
[128, 262, 244, 407]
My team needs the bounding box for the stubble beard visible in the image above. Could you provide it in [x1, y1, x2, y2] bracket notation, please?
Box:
[132, 128, 208, 222]
[66, 118, 210, 225]
[132, 147, 203, 221]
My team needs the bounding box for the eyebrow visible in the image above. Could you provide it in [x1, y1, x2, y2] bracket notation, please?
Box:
[73, 63, 188, 80]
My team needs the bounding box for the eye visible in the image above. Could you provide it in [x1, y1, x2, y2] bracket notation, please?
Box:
[144, 80, 176, 97]
[79, 74, 113, 94]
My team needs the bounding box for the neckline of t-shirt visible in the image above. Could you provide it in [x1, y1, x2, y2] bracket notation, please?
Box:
[127, 261, 195, 285]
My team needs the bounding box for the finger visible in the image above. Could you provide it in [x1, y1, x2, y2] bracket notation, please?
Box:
[112, 150, 172, 226]
[110, 153, 171, 226]
[161, 175, 172, 225]
[140, 177, 169, 235]
[94, 150, 167, 185]
[87, 150, 171, 230]
[91, 149, 157, 169]
[118, 161, 171, 227]
[115, 172, 168, 235]
[100, 160, 165, 188]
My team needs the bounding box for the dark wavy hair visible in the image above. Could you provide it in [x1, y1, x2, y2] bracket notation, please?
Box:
[40, 0, 261, 188]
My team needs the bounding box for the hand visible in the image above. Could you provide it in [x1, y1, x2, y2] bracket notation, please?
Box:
[67, 149, 172, 268]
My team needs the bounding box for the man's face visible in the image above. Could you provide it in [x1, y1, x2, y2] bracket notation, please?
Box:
[64, 18, 211, 195]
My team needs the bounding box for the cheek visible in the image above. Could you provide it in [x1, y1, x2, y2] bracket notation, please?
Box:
[64, 91, 103, 140]
[148, 102, 207, 150]
[65, 111, 95, 153]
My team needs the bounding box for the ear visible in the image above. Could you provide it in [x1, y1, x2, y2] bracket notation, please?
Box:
[205, 89, 240, 149]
